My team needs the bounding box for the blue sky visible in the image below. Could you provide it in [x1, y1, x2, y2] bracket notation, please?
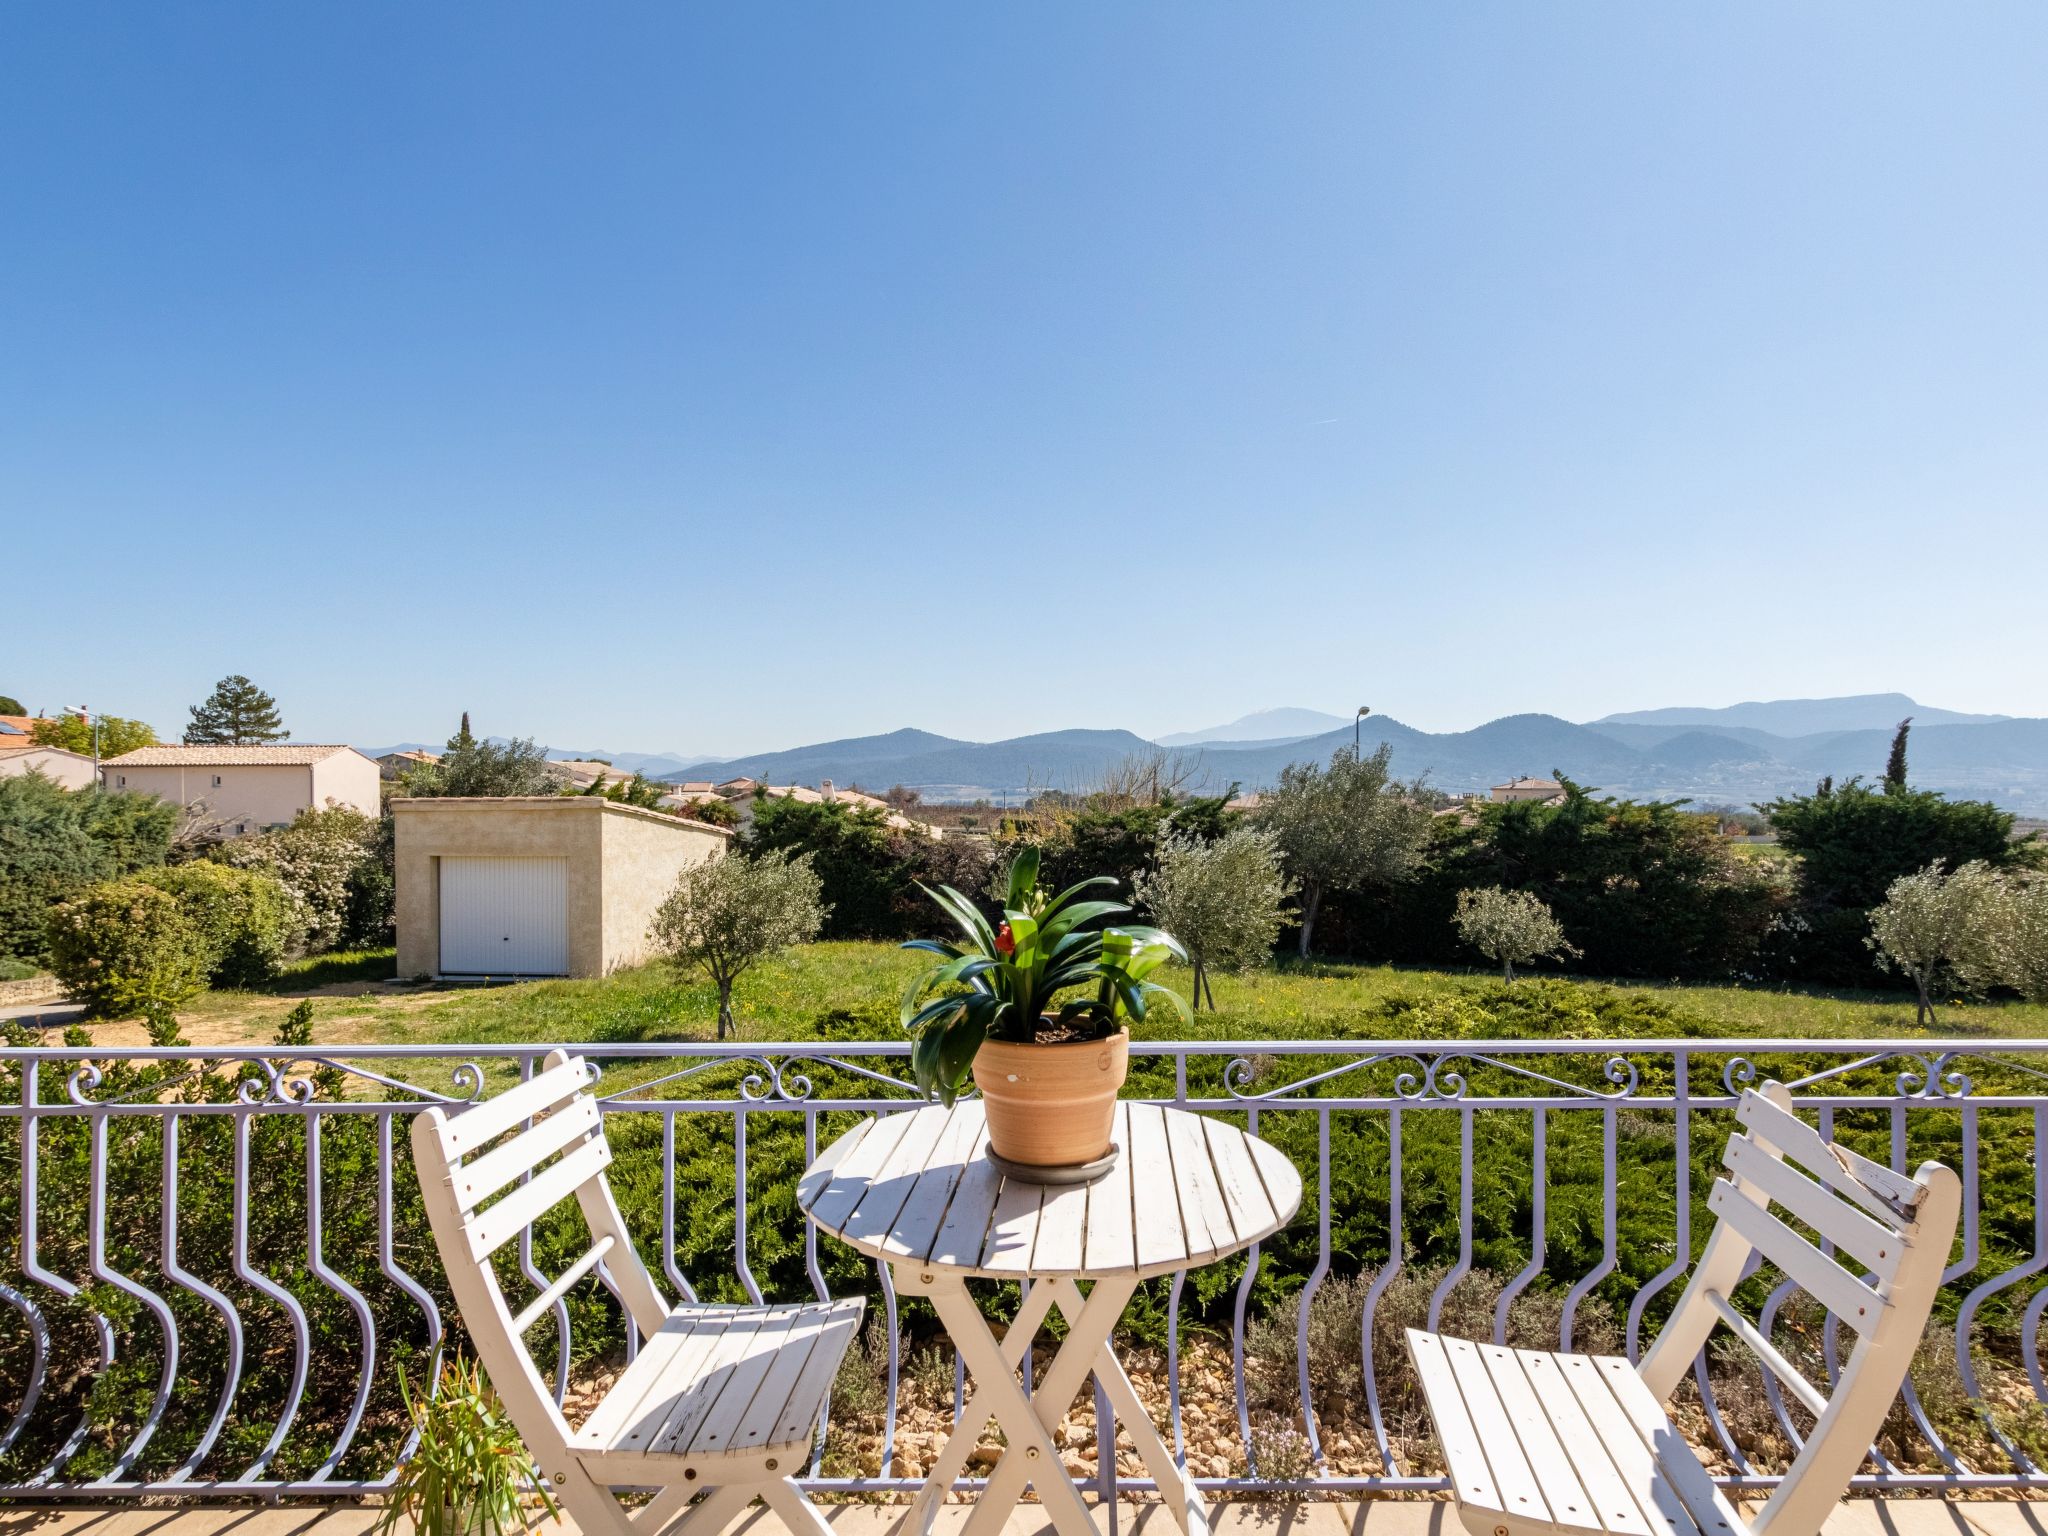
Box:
[4, 5, 2044, 757]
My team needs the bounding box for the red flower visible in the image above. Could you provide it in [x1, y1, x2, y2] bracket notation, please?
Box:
[994, 922, 1015, 957]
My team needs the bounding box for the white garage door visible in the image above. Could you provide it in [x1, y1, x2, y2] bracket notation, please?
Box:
[439, 857, 569, 976]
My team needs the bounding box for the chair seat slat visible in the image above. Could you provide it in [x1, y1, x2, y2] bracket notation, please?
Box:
[1547, 1353, 1716, 1536]
[1594, 1358, 1747, 1536]
[1440, 1334, 1553, 1522]
[1511, 1349, 1660, 1536]
[1474, 1341, 1601, 1529]
[1403, 1329, 1510, 1514]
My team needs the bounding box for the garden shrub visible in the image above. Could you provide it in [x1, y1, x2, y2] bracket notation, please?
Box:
[0, 774, 175, 962]
[42, 879, 209, 1020]
[138, 861, 300, 987]
[214, 804, 392, 953]
[1762, 778, 2033, 987]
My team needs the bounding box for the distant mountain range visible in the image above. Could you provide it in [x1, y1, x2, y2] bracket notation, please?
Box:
[365, 741, 721, 778]
[631, 695, 2048, 814]
[1594, 692, 2010, 734]
[1157, 707, 1354, 747]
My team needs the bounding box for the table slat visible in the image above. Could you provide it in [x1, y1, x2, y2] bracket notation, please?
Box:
[1128, 1103, 1189, 1270]
[1082, 1103, 1137, 1273]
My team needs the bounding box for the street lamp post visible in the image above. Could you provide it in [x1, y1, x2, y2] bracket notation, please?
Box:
[1355, 705, 1371, 752]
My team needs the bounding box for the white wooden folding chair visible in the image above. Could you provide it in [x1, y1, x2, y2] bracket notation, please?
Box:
[413, 1049, 864, 1536]
[1406, 1082, 1961, 1536]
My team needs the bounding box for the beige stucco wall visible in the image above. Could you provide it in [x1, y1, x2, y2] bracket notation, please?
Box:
[102, 751, 380, 832]
[0, 748, 96, 791]
[392, 797, 731, 979]
[597, 801, 729, 972]
[309, 751, 382, 816]
[104, 763, 318, 832]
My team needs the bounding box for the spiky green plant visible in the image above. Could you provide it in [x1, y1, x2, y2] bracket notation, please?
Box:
[898, 845, 1188, 1104]
[378, 1356, 560, 1536]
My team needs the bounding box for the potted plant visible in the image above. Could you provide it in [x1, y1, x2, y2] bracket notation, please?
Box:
[899, 846, 1189, 1170]
[379, 1355, 561, 1536]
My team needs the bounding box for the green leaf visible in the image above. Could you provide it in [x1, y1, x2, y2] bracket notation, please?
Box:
[1038, 875, 1120, 920]
[937, 1008, 989, 1099]
[903, 994, 967, 1035]
[1006, 844, 1041, 908]
[1037, 899, 1127, 947]
[1140, 979, 1193, 1023]
[920, 881, 998, 954]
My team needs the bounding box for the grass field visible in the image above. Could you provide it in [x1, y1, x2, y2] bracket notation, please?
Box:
[141, 940, 2048, 1057]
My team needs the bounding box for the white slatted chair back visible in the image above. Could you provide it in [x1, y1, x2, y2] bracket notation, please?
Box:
[1639, 1083, 1960, 1536]
[412, 1049, 670, 1485]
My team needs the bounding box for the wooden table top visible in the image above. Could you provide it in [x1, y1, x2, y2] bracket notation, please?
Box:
[797, 1100, 1303, 1280]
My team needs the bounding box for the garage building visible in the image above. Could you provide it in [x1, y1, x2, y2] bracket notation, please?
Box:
[392, 796, 731, 979]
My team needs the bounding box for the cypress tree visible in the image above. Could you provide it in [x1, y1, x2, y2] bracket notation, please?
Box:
[184, 675, 289, 745]
[1884, 716, 1912, 793]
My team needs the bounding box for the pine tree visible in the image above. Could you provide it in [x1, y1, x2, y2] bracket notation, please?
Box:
[184, 675, 288, 745]
[1884, 716, 1912, 793]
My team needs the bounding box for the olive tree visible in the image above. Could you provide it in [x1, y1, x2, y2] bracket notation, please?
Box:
[1452, 886, 1578, 982]
[1256, 743, 1431, 957]
[1959, 874, 2048, 1003]
[1135, 827, 1295, 1009]
[1867, 859, 2004, 1025]
[650, 850, 827, 1039]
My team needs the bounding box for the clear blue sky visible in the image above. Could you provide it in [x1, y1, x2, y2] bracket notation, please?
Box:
[5, 5, 2044, 757]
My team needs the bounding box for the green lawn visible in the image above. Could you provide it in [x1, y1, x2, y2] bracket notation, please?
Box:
[170, 941, 2048, 1060]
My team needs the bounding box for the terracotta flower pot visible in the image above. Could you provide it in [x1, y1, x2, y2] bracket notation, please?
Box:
[971, 1030, 1129, 1169]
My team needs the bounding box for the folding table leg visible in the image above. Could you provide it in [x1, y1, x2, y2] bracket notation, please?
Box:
[928, 1276, 1125, 1536]
[950, 1277, 1130, 1536]
[905, 1276, 1061, 1536]
[1048, 1279, 1209, 1536]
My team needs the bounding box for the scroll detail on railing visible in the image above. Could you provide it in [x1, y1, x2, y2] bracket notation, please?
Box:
[1, 1038, 2045, 1499]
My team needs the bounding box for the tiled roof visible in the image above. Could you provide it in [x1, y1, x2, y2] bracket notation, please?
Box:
[104, 744, 361, 767]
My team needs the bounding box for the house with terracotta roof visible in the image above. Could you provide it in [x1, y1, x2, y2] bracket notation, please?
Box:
[1489, 776, 1567, 806]
[100, 743, 380, 835]
[378, 749, 440, 781]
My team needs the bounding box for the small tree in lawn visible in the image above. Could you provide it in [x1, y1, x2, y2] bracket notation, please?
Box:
[1867, 859, 2003, 1026]
[651, 851, 827, 1039]
[1257, 743, 1431, 957]
[185, 675, 288, 745]
[1958, 873, 2048, 1004]
[1135, 827, 1294, 1009]
[1453, 886, 1579, 982]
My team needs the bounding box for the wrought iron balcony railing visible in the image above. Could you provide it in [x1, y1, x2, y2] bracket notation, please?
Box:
[2, 1038, 2043, 1502]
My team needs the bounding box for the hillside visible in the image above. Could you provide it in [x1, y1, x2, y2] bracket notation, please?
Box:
[1596, 692, 2009, 734]
[651, 706, 2048, 813]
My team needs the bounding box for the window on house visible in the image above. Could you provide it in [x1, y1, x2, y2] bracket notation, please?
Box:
[212, 775, 223, 787]
[117, 775, 127, 787]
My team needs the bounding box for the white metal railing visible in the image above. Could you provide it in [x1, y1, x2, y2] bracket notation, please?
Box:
[2, 1038, 2044, 1501]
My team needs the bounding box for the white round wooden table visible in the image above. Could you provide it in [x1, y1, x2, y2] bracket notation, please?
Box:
[798, 1099, 1303, 1536]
